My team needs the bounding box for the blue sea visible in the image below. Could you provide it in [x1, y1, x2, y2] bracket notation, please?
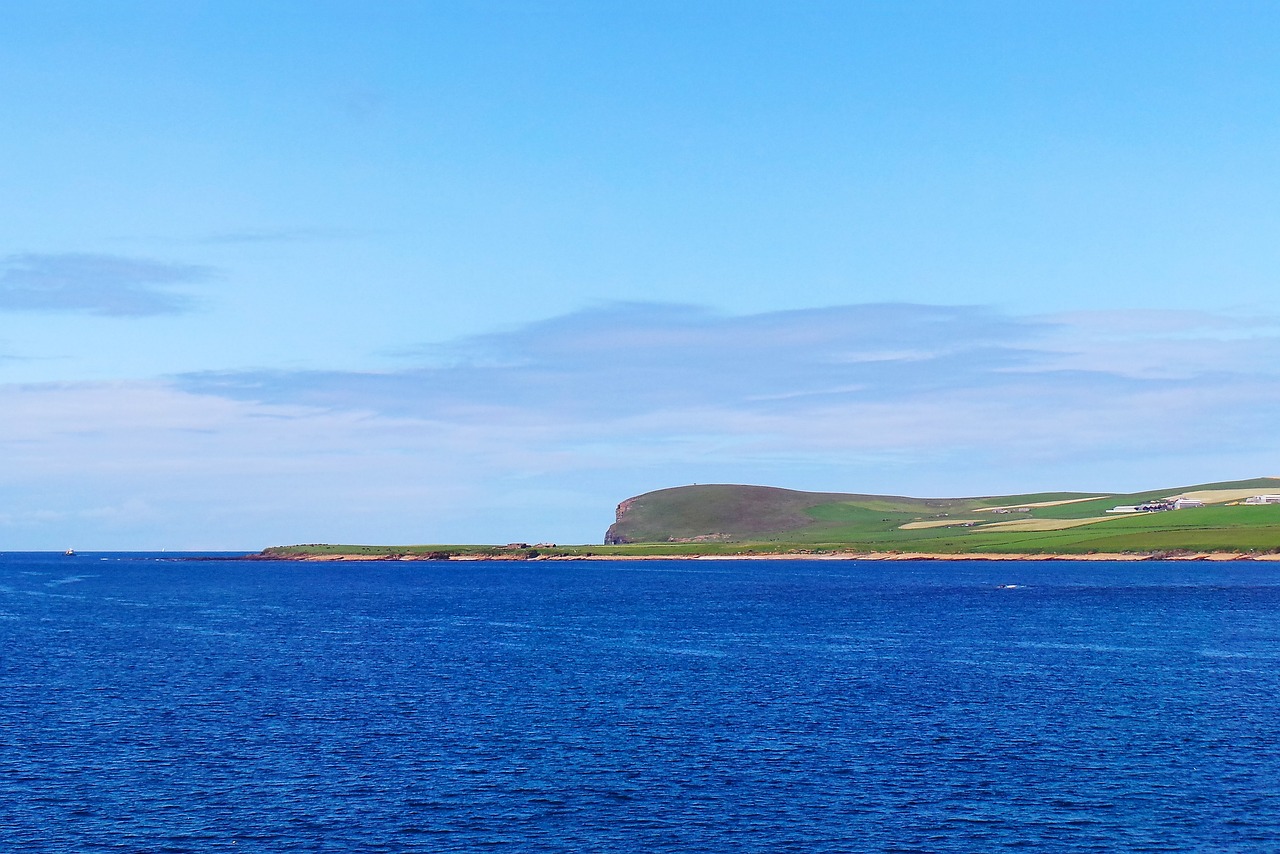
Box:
[3, 553, 1280, 852]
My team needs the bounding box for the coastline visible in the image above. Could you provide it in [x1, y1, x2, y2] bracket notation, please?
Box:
[261, 550, 1280, 563]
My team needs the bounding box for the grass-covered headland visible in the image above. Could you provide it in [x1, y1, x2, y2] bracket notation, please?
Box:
[261, 477, 1280, 561]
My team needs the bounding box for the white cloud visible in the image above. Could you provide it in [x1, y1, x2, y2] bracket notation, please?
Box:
[4, 302, 1280, 548]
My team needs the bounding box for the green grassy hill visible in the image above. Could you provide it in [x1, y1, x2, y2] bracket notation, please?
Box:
[262, 477, 1280, 559]
[603, 478, 1280, 554]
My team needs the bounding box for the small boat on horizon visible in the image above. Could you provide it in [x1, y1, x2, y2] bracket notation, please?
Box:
[63, 549, 75, 556]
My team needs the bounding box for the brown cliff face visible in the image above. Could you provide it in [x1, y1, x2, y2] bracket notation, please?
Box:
[604, 498, 636, 544]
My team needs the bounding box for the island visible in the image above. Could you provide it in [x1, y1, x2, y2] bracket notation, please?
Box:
[257, 476, 1280, 562]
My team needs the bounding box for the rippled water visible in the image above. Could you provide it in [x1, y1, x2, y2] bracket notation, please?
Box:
[4, 553, 1280, 851]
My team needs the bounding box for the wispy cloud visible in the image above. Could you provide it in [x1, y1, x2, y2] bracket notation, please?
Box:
[0, 253, 212, 316]
[185, 303, 1051, 417]
[198, 227, 360, 245]
[175, 301, 1280, 490]
[333, 85, 385, 121]
[1028, 309, 1280, 379]
[6, 302, 1280, 547]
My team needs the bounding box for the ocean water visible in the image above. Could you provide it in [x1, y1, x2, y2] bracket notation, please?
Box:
[3, 554, 1280, 852]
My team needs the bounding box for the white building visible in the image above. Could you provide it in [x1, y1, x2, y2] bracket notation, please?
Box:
[1170, 498, 1205, 510]
[1245, 494, 1280, 505]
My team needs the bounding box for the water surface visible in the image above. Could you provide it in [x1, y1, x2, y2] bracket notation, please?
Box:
[3, 554, 1279, 851]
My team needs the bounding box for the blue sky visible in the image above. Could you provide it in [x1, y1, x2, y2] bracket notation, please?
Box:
[3, 1, 1280, 549]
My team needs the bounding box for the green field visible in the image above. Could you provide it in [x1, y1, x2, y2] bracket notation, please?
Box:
[263, 477, 1280, 559]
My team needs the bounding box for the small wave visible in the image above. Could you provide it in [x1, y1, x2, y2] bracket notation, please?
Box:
[45, 575, 96, 587]
[1015, 641, 1159, 654]
[635, 645, 727, 657]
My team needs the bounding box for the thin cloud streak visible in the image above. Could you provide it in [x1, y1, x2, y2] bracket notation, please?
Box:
[198, 227, 361, 245]
[0, 253, 212, 316]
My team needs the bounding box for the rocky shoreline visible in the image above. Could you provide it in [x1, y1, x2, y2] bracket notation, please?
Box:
[260, 550, 1280, 563]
